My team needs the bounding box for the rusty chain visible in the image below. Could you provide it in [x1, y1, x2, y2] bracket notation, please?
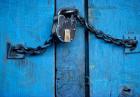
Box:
[11, 8, 138, 56]
[76, 15, 138, 49]
[12, 37, 54, 55]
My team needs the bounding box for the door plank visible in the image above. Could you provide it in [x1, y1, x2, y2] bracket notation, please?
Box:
[88, 0, 140, 97]
[0, 0, 55, 97]
[55, 0, 85, 97]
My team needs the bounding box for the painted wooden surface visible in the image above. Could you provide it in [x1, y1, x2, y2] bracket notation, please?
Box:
[55, 0, 86, 97]
[0, 0, 55, 97]
[0, 0, 140, 97]
[88, 0, 140, 97]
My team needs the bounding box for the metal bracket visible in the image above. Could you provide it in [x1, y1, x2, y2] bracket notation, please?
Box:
[124, 34, 140, 54]
[7, 43, 25, 59]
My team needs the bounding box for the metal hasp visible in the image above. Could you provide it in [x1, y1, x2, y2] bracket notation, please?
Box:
[7, 37, 53, 59]
[124, 34, 140, 53]
[7, 43, 25, 59]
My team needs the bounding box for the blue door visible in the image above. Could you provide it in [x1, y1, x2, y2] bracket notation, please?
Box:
[0, 0, 55, 97]
[0, 0, 140, 97]
[89, 0, 140, 97]
[55, 0, 86, 97]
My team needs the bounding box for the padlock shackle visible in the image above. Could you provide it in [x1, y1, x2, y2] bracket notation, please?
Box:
[58, 8, 79, 17]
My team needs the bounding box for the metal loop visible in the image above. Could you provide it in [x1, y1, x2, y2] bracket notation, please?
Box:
[58, 8, 79, 17]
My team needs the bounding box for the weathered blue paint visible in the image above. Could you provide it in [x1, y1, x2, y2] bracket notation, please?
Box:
[89, 0, 140, 97]
[55, 0, 86, 97]
[0, 0, 140, 97]
[0, 0, 55, 97]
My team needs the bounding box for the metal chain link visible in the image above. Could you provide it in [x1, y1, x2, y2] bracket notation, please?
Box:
[76, 15, 138, 49]
[11, 9, 138, 56]
[12, 36, 54, 55]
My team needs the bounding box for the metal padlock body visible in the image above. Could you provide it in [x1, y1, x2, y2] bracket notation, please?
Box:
[53, 9, 78, 43]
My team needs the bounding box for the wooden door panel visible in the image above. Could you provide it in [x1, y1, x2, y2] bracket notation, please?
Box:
[88, 0, 140, 97]
[0, 0, 55, 97]
[55, 0, 86, 97]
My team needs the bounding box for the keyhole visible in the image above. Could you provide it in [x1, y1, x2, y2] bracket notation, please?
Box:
[64, 29, 71, 42]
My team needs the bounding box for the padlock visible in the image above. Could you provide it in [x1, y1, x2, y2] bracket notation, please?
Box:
[52, 9, 78, 43]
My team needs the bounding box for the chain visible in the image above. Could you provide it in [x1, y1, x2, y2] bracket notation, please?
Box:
[76, 15, 138, 49]
[12, 36, 54, 55]
[11, 9, 138, 56]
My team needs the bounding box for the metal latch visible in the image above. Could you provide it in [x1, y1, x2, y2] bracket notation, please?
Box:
[7, 43, 25, 59]
[124, 34, 140, 53]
